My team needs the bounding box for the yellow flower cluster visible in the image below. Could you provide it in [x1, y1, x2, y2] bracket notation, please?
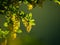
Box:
[22, 19, 32, 32]
[11, 32, 16, 40]
[11, 14, 16, 21]
[22, 13, 35, 32]
[13, 20, 20, 32]
[11, 14, 20, 32]
[28, 4, 33, 10]
[11, 14, 20, 39]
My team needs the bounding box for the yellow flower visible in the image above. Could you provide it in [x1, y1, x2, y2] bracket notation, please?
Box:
[16, 21, 20, 27]
[13, 30, 17, 32]
[15, 26, 19, 30]
[26, 24, 32, 33]
[13, 20, 20, 32]
[22, 19, 28, 27]
[11, 15, 16, 21]
[13, 33, 16, 39]
[11, 33, 16, 40]
[28, 4, 33, 10]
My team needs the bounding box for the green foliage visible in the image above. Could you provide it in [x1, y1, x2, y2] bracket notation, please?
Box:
[0, 28, 9, 38]
[54, 0, 60, 5]
[0, 0, 60, 14]
[17, 29, 22, 33]
[0, 0, 60, 39]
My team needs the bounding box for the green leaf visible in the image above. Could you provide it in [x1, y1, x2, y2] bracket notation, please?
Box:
[29, 13, 32, 18]
[31, 23, 36, 25]
[20, 11, 24, 15]
[54, 0, 60, 5]
[17, 29, 22, 33]
[4, 22, 8, 27]
[23, 0, 28, 4]
[4, 31, 9, 35]
[30, 19, 35, 22]
[19, 1, 22, 4]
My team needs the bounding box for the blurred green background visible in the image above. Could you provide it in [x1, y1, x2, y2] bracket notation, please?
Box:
[0, 0, 60, 45]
